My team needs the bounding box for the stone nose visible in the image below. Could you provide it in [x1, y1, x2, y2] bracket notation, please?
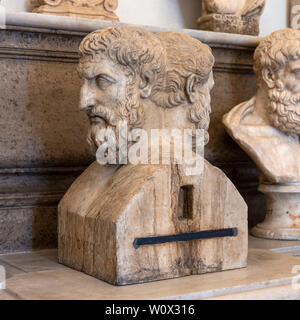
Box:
[79, 81, 97, 112]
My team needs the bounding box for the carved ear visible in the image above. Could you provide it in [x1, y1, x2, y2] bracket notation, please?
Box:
[139, 70, 156, 99]
[186, 74, 197, 104]
[262, 68, 276, 89]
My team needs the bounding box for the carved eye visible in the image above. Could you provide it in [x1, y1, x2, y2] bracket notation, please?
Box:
[292, 68, 300, 75]
[96, 75, 115, 89]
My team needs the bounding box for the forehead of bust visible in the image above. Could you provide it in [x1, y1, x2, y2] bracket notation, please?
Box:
[78, 53, 127, 80]
[256, 28, 300, 61]
[253, 28, 300, 79]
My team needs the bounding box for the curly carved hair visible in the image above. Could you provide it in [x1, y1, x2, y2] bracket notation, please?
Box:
[153, 32, 214, 108]
[79, 26, 166, 89]
[152, 32, 214, 145]
[254, 28, 300, 86]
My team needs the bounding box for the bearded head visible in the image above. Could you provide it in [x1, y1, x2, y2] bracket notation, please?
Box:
[78, 26, 166, 153]
[254, 28, 300, 136]
[152, 32, 215, 146]
[267, 88, 300, 136]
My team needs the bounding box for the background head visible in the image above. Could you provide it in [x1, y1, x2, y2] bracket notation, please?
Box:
[254, 28, 300, 136]
[153, 32, 215, 145]
[254, 28, 300, 92]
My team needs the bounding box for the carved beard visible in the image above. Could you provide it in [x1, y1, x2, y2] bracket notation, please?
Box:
[87, 106, 118, 153]
[87, 93, 144, 155]
[189, 92, 211, 146]
[268, 88, 300, 136]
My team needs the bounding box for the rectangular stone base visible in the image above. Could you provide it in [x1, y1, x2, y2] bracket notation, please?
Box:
[197, 14, 260, 36]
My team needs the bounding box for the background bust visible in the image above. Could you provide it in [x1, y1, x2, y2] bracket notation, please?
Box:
[223, 28, 300, 184]
[198, 0, 265, 36]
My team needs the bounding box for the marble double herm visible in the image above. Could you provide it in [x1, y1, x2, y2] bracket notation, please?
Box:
[58, 26, 248, 286]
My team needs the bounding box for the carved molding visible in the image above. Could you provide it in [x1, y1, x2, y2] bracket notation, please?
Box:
[0, 163, 258, 209]
[0, 46, 254, 74]
[0, 46, 78, 63]
[0, 192, 63, 209]
[0, 167, 85, 208]
[4, 12, 261, 49]
[31, 0, 119, 22]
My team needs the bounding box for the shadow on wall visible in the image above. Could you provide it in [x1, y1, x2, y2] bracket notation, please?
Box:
[178, 0, 202, 29]
[25, 0, 32, 12]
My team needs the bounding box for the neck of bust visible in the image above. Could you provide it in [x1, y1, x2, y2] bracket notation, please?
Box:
[254, 82, 274, 125]
[141, 99, 195, 133]
[130, 99, 198, 164]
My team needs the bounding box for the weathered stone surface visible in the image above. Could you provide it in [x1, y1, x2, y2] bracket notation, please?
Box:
[58, 27, 248, 285]
[198, 14, 260, 36]
[0, 207, 58, 253]
[198, 0, 266, 35]
[59, 160, 248, 285]
[31, 0, 119, 21]
[223, 29, 300, 240]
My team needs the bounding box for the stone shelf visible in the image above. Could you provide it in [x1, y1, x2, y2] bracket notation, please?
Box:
[0, 236, 300, 300]
[5, 11, 260, 48]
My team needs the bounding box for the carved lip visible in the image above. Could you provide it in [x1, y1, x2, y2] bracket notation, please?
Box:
[88, 114, 106, 125]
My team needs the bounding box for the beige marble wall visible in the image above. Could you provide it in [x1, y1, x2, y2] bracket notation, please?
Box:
[0, 21, 262, 253]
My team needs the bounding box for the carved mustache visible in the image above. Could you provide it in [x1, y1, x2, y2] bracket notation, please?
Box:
[88, 105, 118, 126]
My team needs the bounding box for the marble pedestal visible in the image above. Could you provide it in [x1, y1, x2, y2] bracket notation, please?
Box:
[197, 14, 260, 35]
[251, 184, 300, 240]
